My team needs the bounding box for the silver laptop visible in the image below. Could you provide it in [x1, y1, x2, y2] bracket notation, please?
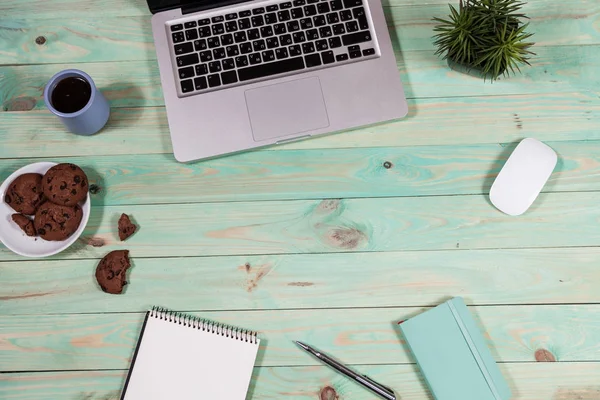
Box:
[149, 0, 408, 162]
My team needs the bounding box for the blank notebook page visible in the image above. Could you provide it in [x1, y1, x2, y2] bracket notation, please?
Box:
[121, 309, 260, 400]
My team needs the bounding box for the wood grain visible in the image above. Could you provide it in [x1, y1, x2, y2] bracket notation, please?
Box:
[2, 305, 600, 371]
[2, 363, 600, 400]
[2, 247, 600, 315]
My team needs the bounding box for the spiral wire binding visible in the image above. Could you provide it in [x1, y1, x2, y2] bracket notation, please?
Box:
[149, 307, 258, 344]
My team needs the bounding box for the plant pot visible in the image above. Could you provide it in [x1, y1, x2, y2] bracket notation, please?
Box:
[447, 58, 506, 80]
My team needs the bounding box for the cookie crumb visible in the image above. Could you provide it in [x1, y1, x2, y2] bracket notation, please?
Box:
[118, 214, 137, 241]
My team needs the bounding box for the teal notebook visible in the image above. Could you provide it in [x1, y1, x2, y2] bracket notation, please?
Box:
[399, 297, 511, 400]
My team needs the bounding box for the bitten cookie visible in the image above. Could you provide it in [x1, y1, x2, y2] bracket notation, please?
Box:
[118, 213, 136, 241]
[11, 214, 36, 236]
[34, 202, 83, 241]
[96, 250, 131, 294]
[4, 173, 44, 215]
[42, 163, 88, 206]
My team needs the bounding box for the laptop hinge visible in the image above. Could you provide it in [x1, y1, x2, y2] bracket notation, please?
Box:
[182, 0, 253, 14]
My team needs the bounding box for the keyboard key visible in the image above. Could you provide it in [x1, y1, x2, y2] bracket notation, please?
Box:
[304, 53, 322, 67]
[253, 39, 266, 51]
[175, 42, 194, 55]
[234, 31, 247, 43]
[226, 13, 238, 20]
[276, 47, 289, 59]
[266, 37, 279, 48]
[342, 30, 371, 45]
[289, 44, 302, 56]
[343, 0, 362, 7]
[319, 26, 332, 37]
[326, 12, 339, 24]
[239, 10, 252, 17]
[238, 56, 305, 81]
[348, 44, 360, 52]
[253, 7, 265, 14]
[213, 48, 226, 59]
[345, 20, 359, 32]
[249, 53, 262, 65]
[336, 53, 349, 61]
[321, 50, 335, 64]
[280, 34, 293, 45]
[239, 18, 251, 29]
[287, 20, 301, 32]
[328, 36, 342, 48]
[291, 8, 304, 19]
[332, 23, 345, 35]
[330, 0, 343, 10]
[221, 71, 238, 85]
[225, 21, 238, 32]
[171, 24, 183, 32]
[194, 76, 208, 90]
[212, 23, 225, 35]
[212, 16, 225, 23]
[178, 66, 195, 79]
[313, 15, 326, 26]
[340, 10, 352, 20]
[251, 15, 264, 26]
[221, 34, 234, 45]
[235, 55, 249, 67]
[261, 25, 274, 37]
[240, 42, 253, 54]
[209, 61, 222, 73]
[307, 0, 319, 3]
[265, 12, 278, 24]
[267, 4, 279, 11]
[292, 31, 306, 43]
[262, 50, 275, 61]
[207, 37, 220, 48]
[208, 74, 221, 87]
[195, 64, 208, 75]
[349, 48, 361, 58]
[200, 50, 213, 62]
[247, 28, 260, 40]
[315, 39, 328, 51]
[300, 18, 313, 29]
[176, 53, 199, 67]
[184, 21, 197, 29]
[304, 4, 317, 16]
[180, 79, 194, 93]
[306, 28, 319, 40]
[302, 42, 315, 53]
[198, 26, 211, 37]
[317, 2, 330, 13]
[172, 31, 185, 43]
[362, 47, 375, 56]
[193, 39, 207, 51]
[280, 2, 293, 9]
[226, 44, 240, 57]
[198, 18, 210, 26]
[352, 7, 365, 18]
[357, 15, 369, 30]
[293, 0, 306, 5]
[274, 23, 287, 34]
[278, 10, 291, 21]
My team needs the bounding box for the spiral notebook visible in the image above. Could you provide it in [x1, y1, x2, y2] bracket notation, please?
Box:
[121, 307, 260, 400]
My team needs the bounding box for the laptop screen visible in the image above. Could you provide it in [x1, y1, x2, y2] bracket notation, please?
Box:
[146, 0, 232, 13]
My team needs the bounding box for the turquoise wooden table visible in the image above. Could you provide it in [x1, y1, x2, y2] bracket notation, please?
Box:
[1, 0, 600, 398]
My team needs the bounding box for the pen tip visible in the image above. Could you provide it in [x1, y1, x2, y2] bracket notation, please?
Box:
[294, 341, 309, 350]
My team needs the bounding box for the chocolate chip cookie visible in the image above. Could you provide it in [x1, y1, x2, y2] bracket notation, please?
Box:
[95, 250, 131, 294]
[118, 213, 136, 241]
[42, 163, 88, 206]
[11, 214, 36, 236]
[4, 173, 44, 215]
[34, 202, 83, 241]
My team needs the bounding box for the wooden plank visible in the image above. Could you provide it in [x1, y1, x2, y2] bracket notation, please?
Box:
[1, 1, 598, 65]
[1, 91, 598, 158]
[2, 46, 599, 112]
[1, 192, 600, 261]
[1, 140, 600, 206]
[1, 363, 600, 399]
[2, 248, 600, 315]
[1, 305, 599, 371]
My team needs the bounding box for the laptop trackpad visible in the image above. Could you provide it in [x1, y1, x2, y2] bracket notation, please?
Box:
[245, 77, 330, 142]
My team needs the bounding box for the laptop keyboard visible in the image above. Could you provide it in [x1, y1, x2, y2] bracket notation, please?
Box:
[168, 0, 378, 97]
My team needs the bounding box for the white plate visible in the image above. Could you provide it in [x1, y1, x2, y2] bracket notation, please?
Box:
[0, 162, 91, 258]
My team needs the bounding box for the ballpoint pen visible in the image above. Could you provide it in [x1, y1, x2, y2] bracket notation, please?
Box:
[294, 341, 396, 400]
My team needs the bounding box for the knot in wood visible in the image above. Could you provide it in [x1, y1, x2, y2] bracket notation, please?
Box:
[35, 36, 47, 45]
[383, 161, 393, 169]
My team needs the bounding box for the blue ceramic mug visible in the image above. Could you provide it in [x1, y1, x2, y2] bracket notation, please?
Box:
[44, 69, 110, 136]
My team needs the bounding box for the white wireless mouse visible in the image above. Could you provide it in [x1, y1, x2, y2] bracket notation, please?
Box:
[490, 138, 557, 216]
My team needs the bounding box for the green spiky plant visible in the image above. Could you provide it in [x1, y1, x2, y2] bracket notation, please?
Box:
[433, 0, 535, 80]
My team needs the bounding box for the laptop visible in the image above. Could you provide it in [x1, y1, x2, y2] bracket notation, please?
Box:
[148, 0, 408, 162]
